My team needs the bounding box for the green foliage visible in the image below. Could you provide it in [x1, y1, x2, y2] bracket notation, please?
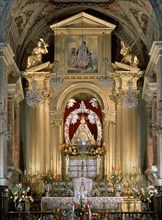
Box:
[10, 183, 34, 204]
[133, 185, 158, 203]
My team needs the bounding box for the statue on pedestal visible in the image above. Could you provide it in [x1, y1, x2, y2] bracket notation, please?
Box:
[120, 41, 139, 67]
[27, 38, 49, 69]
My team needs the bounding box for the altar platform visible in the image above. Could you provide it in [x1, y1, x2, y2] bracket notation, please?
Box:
[41, 196, 142, 213]
[41, 196, 122, 212]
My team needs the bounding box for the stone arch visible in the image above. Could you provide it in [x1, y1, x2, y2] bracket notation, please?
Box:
[0, 1, 13, 42]
[56, 82, 114, 113]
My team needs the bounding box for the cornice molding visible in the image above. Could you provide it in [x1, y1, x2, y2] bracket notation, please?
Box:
[8, 77, 24, 103]
[145, 41, 162, 76]
[142, 76, 157, 102]
[0, 43, 20, 77]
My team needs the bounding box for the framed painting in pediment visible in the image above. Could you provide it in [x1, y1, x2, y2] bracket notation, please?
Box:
[68, 35, 98, 73]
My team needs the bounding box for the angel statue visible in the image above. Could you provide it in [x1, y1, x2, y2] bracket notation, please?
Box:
[27, 38, 49, 68]
[120, 41, 139, 67]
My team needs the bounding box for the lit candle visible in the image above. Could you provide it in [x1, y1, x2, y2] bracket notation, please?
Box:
[97, 155, 100, 175]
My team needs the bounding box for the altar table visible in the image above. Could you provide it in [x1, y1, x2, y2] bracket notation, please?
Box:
[41, 197, 122, 212]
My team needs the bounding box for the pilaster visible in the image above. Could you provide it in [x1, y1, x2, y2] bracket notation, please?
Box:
[0, 43, 20, 186]
[50, 110, 64, 177]
[0, 43, 20, 220]
[23, 72, 52, 174]
[8, 77, 24, 167]
[112, 66, 142, 174]
[102, 110, 116, 176]
[146, 103, 154, 168]
[145, 41, 162, 185]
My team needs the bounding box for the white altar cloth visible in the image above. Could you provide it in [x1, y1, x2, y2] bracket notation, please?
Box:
[41, 197, 122, 211]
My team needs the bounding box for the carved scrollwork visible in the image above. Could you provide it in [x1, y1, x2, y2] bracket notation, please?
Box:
[50, 120, 62, 126]
[42, 91, 53, 103]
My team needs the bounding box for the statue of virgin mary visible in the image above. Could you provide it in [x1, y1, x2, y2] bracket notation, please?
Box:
[71, 115, 95, 145]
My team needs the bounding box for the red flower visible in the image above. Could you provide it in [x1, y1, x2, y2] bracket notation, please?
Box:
[101, 213, 109, 218]
[92, 213, 99, 218]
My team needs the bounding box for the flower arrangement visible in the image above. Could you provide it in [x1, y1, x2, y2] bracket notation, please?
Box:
[121, 172, 140, 196]
[40, 171, 55, 184]
[89, 146, 106, 156]
[109, 167, 123, 186]
[62, 143, 77, 155]
[132, 185, 158, 203]
[91, 189, 100, 197]
[73, 199, 91, 218]
[10, 183, 34, 208]
[91, 210, 109, 220]
[66, 188, 74, 197]
[73, 199, 85, 217]
[91, 212, 100, 219]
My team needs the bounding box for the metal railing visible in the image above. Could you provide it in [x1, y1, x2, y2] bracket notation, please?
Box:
[7, 211, 159, 220]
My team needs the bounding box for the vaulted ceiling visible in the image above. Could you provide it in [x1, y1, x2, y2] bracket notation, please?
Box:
[0, 0, 161, 71]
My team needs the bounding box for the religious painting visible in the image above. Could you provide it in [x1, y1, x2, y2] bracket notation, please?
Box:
[68, 35, 98, 73]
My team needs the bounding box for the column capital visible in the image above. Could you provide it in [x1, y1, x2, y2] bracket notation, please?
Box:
[51, 120, 62, 126]
[22, 71, 50, 90]
[42, 90, 54, 103]
[50, 110, 64, 127]
[0, 43, 20, 77]
[102, 110, 116, 123]
[113, 69, 143, 92]
[8, 76, 24, 103]
[142, 75, 157, 102]
[145, 41, 162, 76]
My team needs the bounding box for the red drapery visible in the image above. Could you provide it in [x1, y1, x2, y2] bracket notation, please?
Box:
[63, 99, 102, 143]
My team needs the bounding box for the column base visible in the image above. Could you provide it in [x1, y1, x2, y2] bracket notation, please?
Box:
[155, 185, 162, 220]
[7, 166, 22, 183]
[0, 184, 8, 220]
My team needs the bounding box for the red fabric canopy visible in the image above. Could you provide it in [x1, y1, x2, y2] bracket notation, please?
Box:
[64, 99, 102, 143]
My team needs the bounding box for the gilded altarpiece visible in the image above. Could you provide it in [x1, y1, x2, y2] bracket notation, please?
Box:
[22, 12, 143, 182]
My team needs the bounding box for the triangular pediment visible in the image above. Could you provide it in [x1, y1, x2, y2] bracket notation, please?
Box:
[50, 12, 116, 30]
